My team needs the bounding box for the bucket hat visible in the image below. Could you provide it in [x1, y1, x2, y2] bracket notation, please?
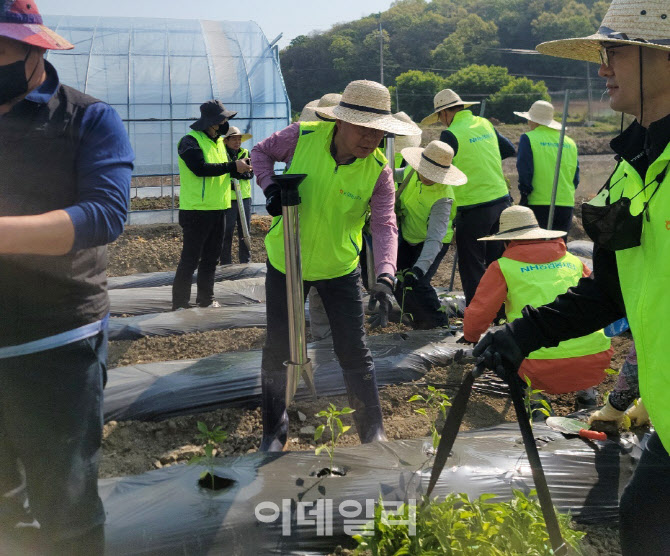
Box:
[536, 0, 670, 62]
[393, 112, 422, 152]
[0, 0, 73, 50]
[401, 140, 467, 186]
[223, 125, 252, 143]
[513, 100, 562, 130]
[421, 89, 480, 125]
[478, 206, 566, 241]
[190, 100, 236, 131]
[316, 80, 421, 136]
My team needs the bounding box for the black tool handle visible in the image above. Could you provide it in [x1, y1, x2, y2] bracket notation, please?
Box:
[508, 378, 567, 555]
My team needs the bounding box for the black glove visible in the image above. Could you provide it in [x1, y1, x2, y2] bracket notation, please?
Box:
[368, 277, 394, 328]
[519, 194, 529, 207]
[264, 183, 282, 217]
[403, 266, 424, 289]
[472, 325, 525, 383]
[456, 336, 474, 345]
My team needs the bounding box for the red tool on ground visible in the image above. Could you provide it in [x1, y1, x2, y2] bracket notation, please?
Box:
[546, 416, 607, 441]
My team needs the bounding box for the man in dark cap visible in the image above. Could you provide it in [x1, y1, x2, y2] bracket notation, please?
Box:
[0, 1, 134, 553]
[172, 100, 253, 310]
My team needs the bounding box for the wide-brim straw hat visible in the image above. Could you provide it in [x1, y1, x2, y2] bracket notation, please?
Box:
[401, 140, 467, 186]
[421, 89, 480, 125]
[316, 80, 421, 136]
[315, 93, 341, 122]
[479, 206, 566, 241]
[298, 100, 319, 122]
[536, 0, 670, 63]
[224, 126, 252, 143]
[393, 112, 422, 152]
[513, 100, 562, 130]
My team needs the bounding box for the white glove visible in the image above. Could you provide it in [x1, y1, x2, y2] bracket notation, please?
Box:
[588, 398, 626, 426]
[625, 399, 650, 427]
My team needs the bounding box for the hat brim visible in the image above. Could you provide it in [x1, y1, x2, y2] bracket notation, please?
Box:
[316, 106, 421, 136]
[420, 101, 480, 125]
[401, 147, 468, 186]
[536, 35, 670, 63]
[225, 133, 252, 142]
[0, 23, 74, 50]
[190, 110, 237, 131]
[513, 111, 562, 130]
[478, 227, 567, 241]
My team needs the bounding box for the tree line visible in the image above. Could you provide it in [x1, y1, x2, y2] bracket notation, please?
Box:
[280, 0, 608, 122]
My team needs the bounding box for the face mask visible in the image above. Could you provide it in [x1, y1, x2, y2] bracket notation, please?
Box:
[581, 165, 666, 251]
[217, 121, 230, 136]
[0, 48, 34, 106]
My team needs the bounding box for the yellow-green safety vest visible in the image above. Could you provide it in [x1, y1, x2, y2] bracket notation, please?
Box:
[499, 253, 610, 360]
[606, 141, 670, 450]
[526, 126, 578, 206]
[397, 168, 456, 244]
[265, 121, 386, 280]
[178, 130, 231, 210]
[230, 147, 252, 201]
[448, 110, 509, 207]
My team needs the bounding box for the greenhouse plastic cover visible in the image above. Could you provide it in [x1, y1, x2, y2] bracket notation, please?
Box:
[104, 331, 465, 422]
[41, 16, 291, 207]
[101, 425, 644, 555]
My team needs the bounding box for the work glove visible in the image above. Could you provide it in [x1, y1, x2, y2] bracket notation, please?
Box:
[403, 266, 424, 290]
[625, 399, 650, 427]
[519, 194, 529, 207]
[368, 276, 394, 329]
[587, 397, 625, 427]
[235, 158, 252, 173]
[472, 325, 524, 383]
[264, 182, 282, 217]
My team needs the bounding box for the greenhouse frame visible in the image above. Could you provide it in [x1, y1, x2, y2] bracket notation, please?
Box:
[43, 15, 292, 223]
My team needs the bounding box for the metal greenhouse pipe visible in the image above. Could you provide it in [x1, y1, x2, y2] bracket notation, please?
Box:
[272, 174, 316, 406]
[232, 179, 252, 251]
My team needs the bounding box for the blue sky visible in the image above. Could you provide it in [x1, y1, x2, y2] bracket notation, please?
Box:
[37, 0, 394, 48]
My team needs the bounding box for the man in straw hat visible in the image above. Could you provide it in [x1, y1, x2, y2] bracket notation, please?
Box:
[472, 2, 670, 552]
[295, 93, 341, 342]
[220, 125, 254, 265]
[514, 100, 580, 233]
[463, 206, 612, 405]
[172, 100, 252, 310]
[251, 79, 420, 451]
[0, 0, 135, 552]
[422, 89, 516, 306]
[393, 140, 464, 328]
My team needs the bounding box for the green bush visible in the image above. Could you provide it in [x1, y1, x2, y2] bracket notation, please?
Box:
[353, 490, 585, 555]
[443, 64, 512, 98]
[487, 77, 551, 123]
[392, 70, 447, 121]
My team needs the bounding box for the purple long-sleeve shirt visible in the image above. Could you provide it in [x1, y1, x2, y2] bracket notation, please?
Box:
[252, 122, 397, 277]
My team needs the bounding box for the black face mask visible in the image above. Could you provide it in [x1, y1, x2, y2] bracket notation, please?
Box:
[0, 48, 34, 106]
[581, 165, 666, 251]
[217, 121, 230, 136]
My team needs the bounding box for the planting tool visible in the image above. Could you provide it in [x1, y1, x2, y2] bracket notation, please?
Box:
[273, 173, 316, 406]
[231, 179, 252, 251]
[426, 365, 568, 556]
[546, 416, 607, 441]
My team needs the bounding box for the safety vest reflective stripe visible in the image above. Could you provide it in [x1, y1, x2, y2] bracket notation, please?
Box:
[398, 169, 455, 244]
[231, 147, 252, 201]
[499, 253, 610, 360]
[265, 121, 386, 280]
[526, 127, 578, 206]
[178, 131, 231, 210]
[611, 141, 670, 450]
[448, 110, 509, 207]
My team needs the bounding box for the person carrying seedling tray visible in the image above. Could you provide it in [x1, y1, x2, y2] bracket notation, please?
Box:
[471, 2, 670, 551]
[462, 206, 613, 414]
[251, 80, 420, 451]
[393, 140, 464, 329]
